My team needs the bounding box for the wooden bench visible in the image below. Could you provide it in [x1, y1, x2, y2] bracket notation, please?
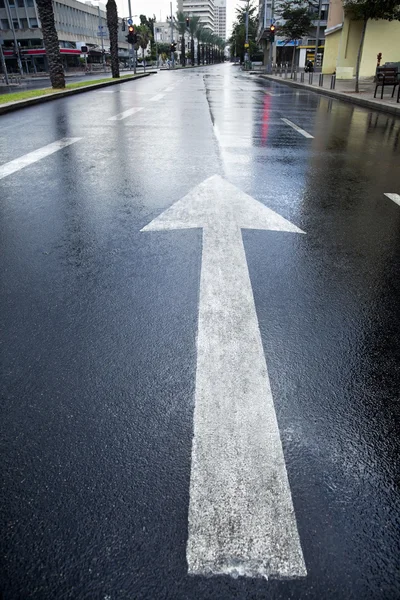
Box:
[374, 67, 399, 99]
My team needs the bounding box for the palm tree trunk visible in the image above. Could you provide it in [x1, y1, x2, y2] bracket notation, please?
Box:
[355, 17, 367, 93]
[197, 41, 201, 66]
[143, 47, 146, 73]
[191, 36, 195, 65]
[106, 0, 119, 78]
[35, 0, 65, 88]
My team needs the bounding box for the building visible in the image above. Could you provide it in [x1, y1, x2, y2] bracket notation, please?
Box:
[257, 0, 328, 68]
[154, 21, 173, 44]
[0, 0, 129, 73]
[322, 0, 400, 77]
[179, 0, 215, 32]
[214, 0, 226, 39]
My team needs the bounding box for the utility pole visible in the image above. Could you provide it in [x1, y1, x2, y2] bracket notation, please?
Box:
[244, 1, 249, 63]
[97, 5, 106, 70]
[4, 0, 23, 74]
[0, 40, 10, 85]
[127, 0, 133, 70]
[314, 0, 323, 70]
[170, 2, 175, 68]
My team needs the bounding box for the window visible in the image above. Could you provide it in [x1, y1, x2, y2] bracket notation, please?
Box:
[17, 0, 25, 6]
[30, 17, 38, 27]
[20, 17, 28, 28]
[13, 19, 19, 28]
[26, 0, 34, 6]
[0, 0, 4, 7]
[1, 18, 10, 29]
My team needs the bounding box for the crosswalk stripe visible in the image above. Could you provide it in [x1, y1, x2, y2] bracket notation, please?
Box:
[384, 193, 400, 207]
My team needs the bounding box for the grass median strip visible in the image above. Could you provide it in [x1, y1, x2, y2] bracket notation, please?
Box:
[0, 74, 141, 105]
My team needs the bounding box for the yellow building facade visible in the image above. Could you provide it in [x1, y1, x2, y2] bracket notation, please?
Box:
[322, 0, 400, 77]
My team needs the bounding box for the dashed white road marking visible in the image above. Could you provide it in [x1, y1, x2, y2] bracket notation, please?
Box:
[281, 118, 314, 138]
[165, 86, 175, 92]
[0, 138, 81, 180]
[108, 106, 144, 121]
[142, 175, 307, 580]
[149, 93, 165, 102]
[384, 193, 400, 207]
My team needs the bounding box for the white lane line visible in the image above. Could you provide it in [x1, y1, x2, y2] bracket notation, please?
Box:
[108, 106, 144, 121]
[99, 90, 115, 93]
[384, 193, 400, 207]
[0, 138, 81, 181]
[149, 93, 165, 102]
[142, 175, 307, 580]
[281, 118, 314, 138]
[165, 86, 175, 92]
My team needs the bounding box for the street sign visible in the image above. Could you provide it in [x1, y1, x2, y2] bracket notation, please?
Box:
[127, 18, 133, 25]
[142, 175, 307, 579]
[97, 32, 107, 37]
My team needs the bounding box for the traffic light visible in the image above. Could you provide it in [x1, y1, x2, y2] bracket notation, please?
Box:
[127, 25, 135, 44]
[121, 19, 126, 32]
[171, 42, 177, 52]
[186, 17, 190, 28]
[269, 23, 276, 42]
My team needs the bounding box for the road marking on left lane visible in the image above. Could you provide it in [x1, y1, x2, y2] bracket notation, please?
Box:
[384, 193, 400, 207]
[150, 93, 165, 102]
[108, 106, 144, 121]
[0, 138, 81, 181]
[281, 118, 314, 139]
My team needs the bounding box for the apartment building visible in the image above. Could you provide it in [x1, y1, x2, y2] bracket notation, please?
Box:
[0, 0, 128, 72]
[179, 0, 215, 32]
[214, 0, 226, 39]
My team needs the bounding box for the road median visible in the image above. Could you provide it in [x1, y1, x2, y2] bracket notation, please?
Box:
[0, 72, 156, 115]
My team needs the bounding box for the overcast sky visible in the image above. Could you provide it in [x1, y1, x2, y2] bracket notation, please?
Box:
[115, 0, 240, 36]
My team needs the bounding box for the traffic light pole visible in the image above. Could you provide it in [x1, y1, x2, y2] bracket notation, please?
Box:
[127, 0, 133, 70]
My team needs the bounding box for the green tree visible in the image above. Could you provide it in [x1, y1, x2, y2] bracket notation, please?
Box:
[106, 0, 119, 78]
[35, 0, 65, 88]
[139, 14, 156, 58]
[175, 11, 187, 66]
[188, 15, 201, 65]
[137, 24, 152, 72]
[343, 0, 400, 92]
[277, 0, 313, 74]
[228, 1, 258, 63]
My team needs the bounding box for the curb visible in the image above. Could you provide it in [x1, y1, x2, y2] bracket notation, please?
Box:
[256, 74, 400, 117]
[0, 72, 156, 115]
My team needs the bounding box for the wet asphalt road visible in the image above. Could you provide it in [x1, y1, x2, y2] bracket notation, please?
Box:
[1, 64, 400, 599]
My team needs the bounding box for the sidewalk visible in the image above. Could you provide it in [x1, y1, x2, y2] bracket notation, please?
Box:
[255, 73, 400, 117]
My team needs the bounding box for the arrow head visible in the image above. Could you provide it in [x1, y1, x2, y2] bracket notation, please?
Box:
[141, 175, 305, 234]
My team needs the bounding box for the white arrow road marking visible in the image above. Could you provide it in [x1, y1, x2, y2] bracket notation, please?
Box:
[108, 106, 144, 121]
[281, 118, 314, 139]
[0, 138, 81, 181]
[142, 175, 307, 579]
[384, 193, 400, 207]
[150, 93, 165, 102]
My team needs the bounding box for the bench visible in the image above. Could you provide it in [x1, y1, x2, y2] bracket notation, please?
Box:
[374, 67, 399, 99]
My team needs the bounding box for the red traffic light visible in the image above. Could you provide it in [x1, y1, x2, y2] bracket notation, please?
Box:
[270, 24, 276, 32]
[186, 17, 190, 27]
[128, 25, 134, 33]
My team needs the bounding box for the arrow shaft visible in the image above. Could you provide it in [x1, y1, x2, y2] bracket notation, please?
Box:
[187, 225, 306, 579]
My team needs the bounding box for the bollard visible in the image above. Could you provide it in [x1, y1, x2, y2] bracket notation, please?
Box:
[319, 73, 324, 87]
[284, 68, 288, 78]
[330, 74, 336, 90]
[309, 72, 313, 85]
[300, 72, 304, 83]
[294, 69, 297, 81]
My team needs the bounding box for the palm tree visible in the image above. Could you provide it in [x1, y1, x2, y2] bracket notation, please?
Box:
[35, 0, 65, 88]
[106, 0, 119, 78]
[202, 28, 213, 65]
[175, 11, 187, 67]
[195, 24, 204, 66]
[188, 15, 201, 66]
[137, 24, 152, 73]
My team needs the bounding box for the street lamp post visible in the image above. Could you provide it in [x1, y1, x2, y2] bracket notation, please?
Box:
[97, 5, 106, 70]
[4, 0, 23, 74]
[314, 0, 323, 70]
